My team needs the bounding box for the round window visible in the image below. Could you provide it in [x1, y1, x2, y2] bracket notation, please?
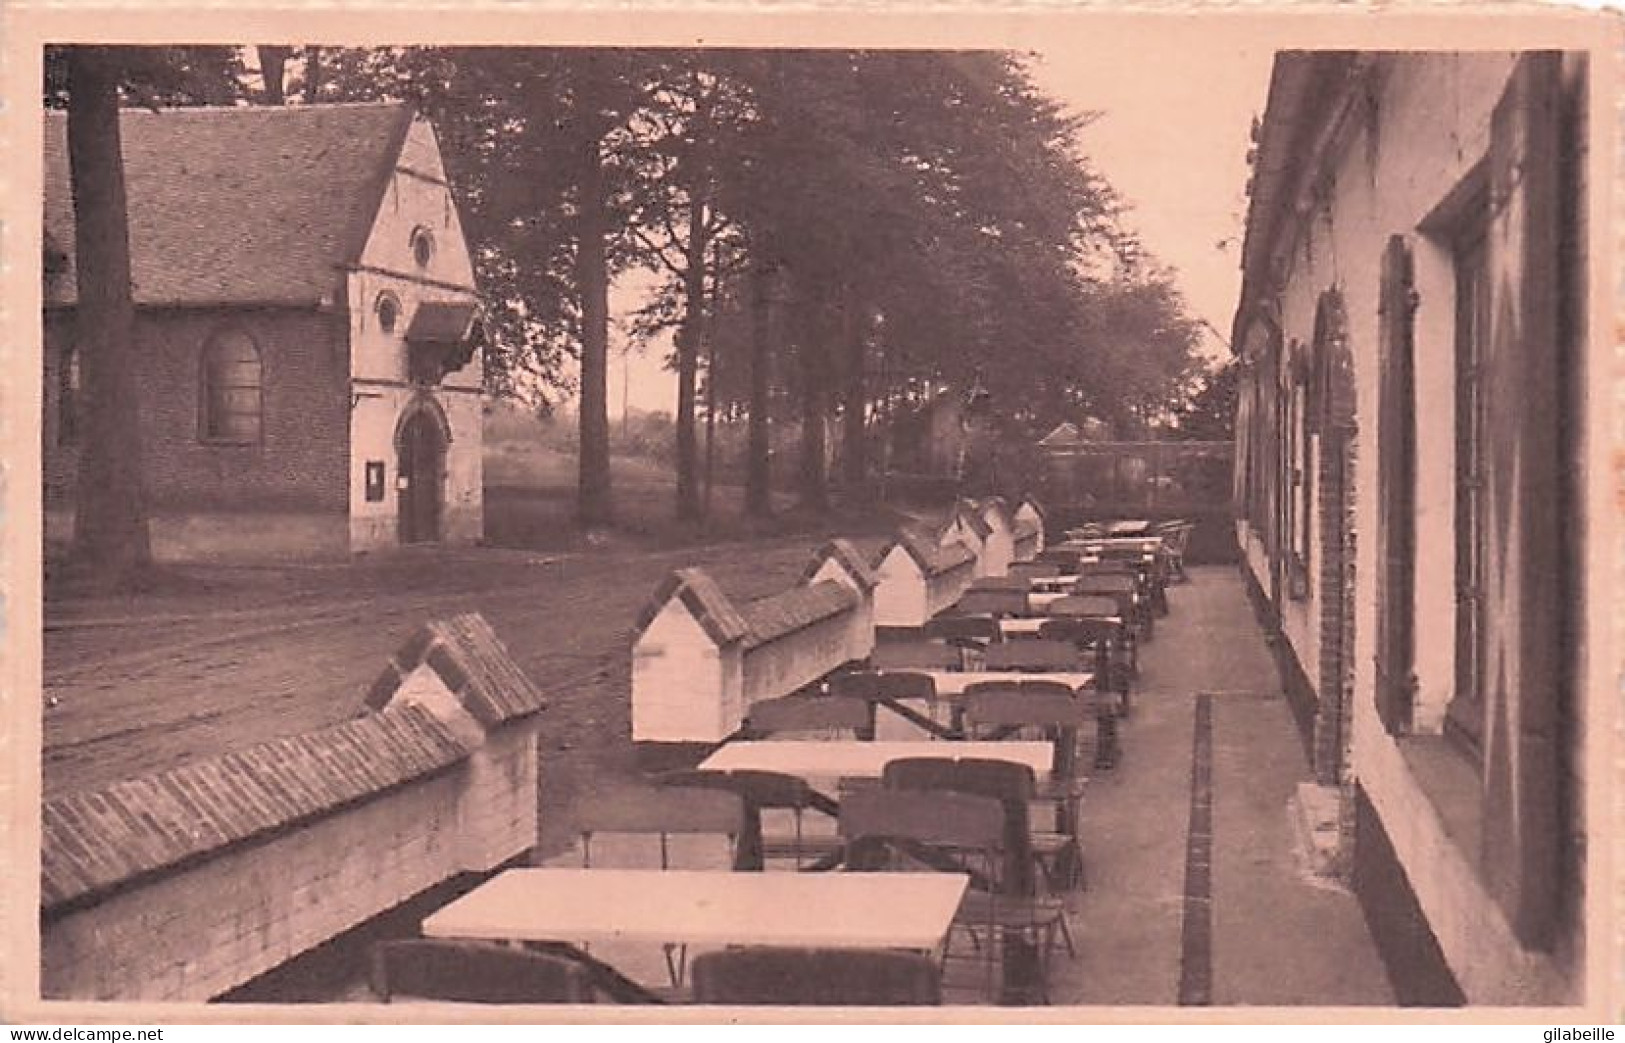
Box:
[411, 227, 434, 268]
[376, 292, 400, 333]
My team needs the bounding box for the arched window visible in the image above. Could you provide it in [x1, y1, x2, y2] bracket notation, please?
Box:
[59, 343, 82, 445]
[410, 226, 435, 268]
[201, 329, 262, 443]
[376, 291, 401, 334]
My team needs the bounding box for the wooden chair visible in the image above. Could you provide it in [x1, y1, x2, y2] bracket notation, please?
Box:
[691, 947, 942, 1006]
[961, 692, 1090, 891]
[876, 761, 1074, 1001]
[369, 939, 595, 1004]
[924, 613, 1002, 651]
[1008, 560, 1063, 582]
[744, 693, 873, 740]
[837, 787, 1014, 1002]
[1038, 616, 1133, 713]
[577, 785, 745, 987]
[953, 588, 1031, 619]
[1034, 548, 1083, 571]
[835, 669, 948, 739]
[658, 768, 840, 870]
[871, 639, 963, 672]
[982, 638, 1081, 674]
[1072, 573, 1153, 640]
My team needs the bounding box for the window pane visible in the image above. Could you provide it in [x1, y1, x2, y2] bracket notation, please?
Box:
[214, 388, 261, 415]
[212, 411, 261, 441]
[203, 331, 262, 441]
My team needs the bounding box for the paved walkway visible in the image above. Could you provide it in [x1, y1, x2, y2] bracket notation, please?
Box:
[1049, 564, 1392, 1006]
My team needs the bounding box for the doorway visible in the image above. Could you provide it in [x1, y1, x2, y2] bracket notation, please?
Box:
[397, 407, 445, 544]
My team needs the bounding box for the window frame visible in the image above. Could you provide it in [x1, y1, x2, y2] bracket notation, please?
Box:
[199, 327, 265, 446]
[410, 226, 435, 269]
[1444, 190, 1491, 760]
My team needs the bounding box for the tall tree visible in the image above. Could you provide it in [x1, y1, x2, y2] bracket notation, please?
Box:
[47, 45, 242, 587]
[64, 47, 150, 585]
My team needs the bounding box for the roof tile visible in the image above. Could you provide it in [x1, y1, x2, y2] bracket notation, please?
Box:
[43, 103, 413, 308]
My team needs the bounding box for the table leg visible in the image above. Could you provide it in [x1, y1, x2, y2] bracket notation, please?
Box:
[523, 942, 667, 1004]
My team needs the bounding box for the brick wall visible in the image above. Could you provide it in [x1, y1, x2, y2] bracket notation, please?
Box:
[44, 307, 349, 516]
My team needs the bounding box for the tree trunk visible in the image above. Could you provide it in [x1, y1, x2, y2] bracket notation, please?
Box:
[303, 46, 322, 103]
[68, 46, 152, 586]
[257, 46, 289, 105]
[796, 291, 830, 514]
[745, 260, 775, 518]
[703, 243, 723, 519]
[674, 194, 705, 521]
[840, 280, 869, 499]
[575, 131, 614, 526]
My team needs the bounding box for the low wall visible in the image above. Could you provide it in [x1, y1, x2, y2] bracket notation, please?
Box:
[872, 529, 977, 628]
[40, 613, 545, 1001]
[631, 540, 876, 744]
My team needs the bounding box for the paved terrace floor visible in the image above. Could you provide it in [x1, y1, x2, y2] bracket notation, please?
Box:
[1047, 564, 1391, 1007]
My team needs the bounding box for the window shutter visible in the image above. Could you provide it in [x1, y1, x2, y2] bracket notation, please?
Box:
[1479, 51, 1565, 950]
[1373, 234, 1417, 733]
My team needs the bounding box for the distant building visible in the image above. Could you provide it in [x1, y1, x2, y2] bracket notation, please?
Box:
[1233, 52, 1591, 1004]
[43, 102, 484, 560]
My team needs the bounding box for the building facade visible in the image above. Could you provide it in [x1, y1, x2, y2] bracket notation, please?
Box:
[43, 102, 483, 560]
[1232, 52, 1593, 1004]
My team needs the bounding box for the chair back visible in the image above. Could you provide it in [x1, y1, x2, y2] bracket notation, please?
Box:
[839, 785, 1006, 854]
[952, 588, 1030, 618]
[657, 767, 817, 810]
[982, 638, 1079, 673]
[923, 614, 1000, 645]
[578, 785, 743, 870]
[870, 640, 963, 671]
[1038, 616, 1121, 646]
[745, 694, 872, 738]
[658, 768, 826, 870]
[1078, 558, 1143, 576]
[1008, 560, 1062, 581]
[691, 947, 942, 1006]
[963, 689, 1087, 731]
[370, 939, 594, 1004]
[880, 757, 1038, 895]
[1034, 548, 1083, 571]
[1046, 594, 1126, 620]
[1072, 573, 1138, 596]
[969, 576, 1027, 592]
[876, 670, 938, 701]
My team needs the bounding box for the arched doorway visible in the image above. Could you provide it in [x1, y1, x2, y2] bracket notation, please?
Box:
[396, 400, 448, 544]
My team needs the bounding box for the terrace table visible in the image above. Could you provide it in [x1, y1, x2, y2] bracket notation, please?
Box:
[1105, 519, 1153, 537]
[424, 867, 967, 951]
[998, 615, 1121, 637]
[907, 669, 1094, 697]
[700, 739, 1055, 782]
[422, 868, 969, 1003]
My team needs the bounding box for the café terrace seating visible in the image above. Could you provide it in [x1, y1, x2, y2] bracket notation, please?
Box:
[385, 512, 1173, 1007]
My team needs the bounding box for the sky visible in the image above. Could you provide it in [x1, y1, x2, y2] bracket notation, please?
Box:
[603, 42, 1275, 417]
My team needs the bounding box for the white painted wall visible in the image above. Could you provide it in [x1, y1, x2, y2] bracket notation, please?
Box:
[631, 598, 738, 743]
[873, 545, 930, 628]
[346, 115, 484, 551]
[1248, 53, 1583, 1003]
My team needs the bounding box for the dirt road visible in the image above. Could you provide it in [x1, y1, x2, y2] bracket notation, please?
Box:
[43, 535, 876, 855]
